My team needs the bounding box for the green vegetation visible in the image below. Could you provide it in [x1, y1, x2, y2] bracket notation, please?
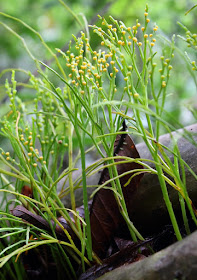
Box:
[0, 2, 196, 279]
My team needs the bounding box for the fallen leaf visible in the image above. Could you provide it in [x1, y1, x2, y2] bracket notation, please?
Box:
[90, 125, 143, 258]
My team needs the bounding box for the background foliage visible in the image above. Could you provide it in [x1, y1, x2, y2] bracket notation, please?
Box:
[0, 0, 196, 127]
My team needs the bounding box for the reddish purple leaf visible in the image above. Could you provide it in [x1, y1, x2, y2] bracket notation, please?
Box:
[11, 205, 75, 240]
[90, 133, 143, 258]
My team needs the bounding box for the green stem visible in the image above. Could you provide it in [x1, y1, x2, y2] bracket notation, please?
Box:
[135, 106, 182, 240]
[155, 156, 182, 240]
[74, 117, 92, 261]
[68, 123, 76, 213]
[111, 162, 143, 241]
[58, 0, 83, 28]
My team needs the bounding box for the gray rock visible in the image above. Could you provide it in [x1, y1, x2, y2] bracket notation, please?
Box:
[130, 123, 197, 235]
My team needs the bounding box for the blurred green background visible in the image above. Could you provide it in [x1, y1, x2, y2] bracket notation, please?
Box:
[0, 0, 196, 127]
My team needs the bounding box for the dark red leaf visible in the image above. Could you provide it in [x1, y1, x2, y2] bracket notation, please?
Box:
[90, 132, 143, 258]
[21, 185, 33, 198]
